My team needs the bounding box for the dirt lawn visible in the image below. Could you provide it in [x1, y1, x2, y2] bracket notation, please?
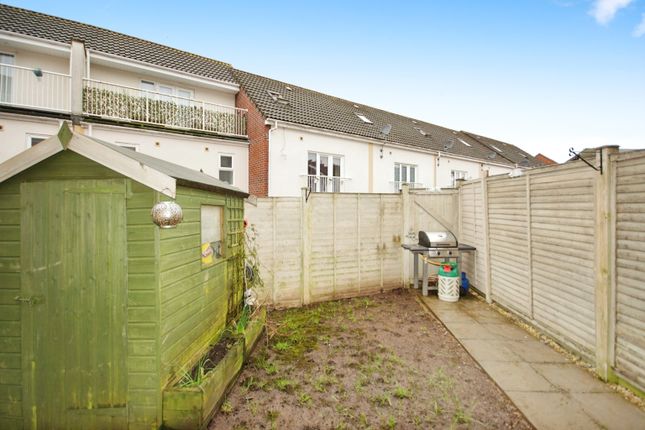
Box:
[210, 289, 532, 429]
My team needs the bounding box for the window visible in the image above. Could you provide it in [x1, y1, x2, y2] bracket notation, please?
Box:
[394, 163, 418, 190]
[267, 90, 289, 104]
[451, 170, 469, 187]
[201, 205, 223, 266]
[307, 151, 343, 192]
[219, 154, 234, 184]
[491, 144, 503, 152]
[140, 80, 193, 101]
[458, 138, 471, 147]
[0, 53, 15, 103]
[355, 113, 372, 124]
[27, 134, 49, 147]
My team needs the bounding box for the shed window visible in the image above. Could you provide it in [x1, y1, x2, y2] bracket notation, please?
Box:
[219, 154, 234, 184]
[201, 205, 223, 266]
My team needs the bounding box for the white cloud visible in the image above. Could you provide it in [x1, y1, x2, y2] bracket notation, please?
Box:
[590, 0, 633, 24]
[634, 13, 645, 36]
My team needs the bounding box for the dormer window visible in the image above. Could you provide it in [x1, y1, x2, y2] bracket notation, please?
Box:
[267, 90, 289, 104]
[355, 113, 372, 124]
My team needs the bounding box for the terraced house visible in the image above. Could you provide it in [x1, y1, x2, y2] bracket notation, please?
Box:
[0, 4, 249, 191]
[0, 3, 542, 199]
[234, 70, 544, 197]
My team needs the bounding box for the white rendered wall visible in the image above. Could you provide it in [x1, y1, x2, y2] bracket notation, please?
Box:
[0, 114, 64, 160]
[0, 43, 70, 74]
[89, 64, 235, 107]
[89, 124, 249, 192]
[268, 127, 371, 197]
[371, 144, 436, 193]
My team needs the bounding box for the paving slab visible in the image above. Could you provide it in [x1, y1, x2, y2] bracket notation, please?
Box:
[419, 294, 645, 430]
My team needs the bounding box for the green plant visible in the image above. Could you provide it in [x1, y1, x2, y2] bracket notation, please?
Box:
[372, 393, 392, 407]
[298, 392, 312, 406]
[386, 415, 397, 429]
[393, 386, 411, 399]
[177, 356, 214, 388]
[220, 400, 233, 414]
[274, 341, 291, 352]
[274, 378, 296, 392]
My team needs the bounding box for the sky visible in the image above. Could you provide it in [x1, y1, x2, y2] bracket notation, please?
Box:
[5, 0, 645, 162]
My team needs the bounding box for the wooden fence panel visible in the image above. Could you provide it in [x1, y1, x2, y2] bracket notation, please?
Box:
[529, 166, 596, 355]
[459, 181, 487, 292]
[614, 152, 645, 391]
[488, 175, 531, 315]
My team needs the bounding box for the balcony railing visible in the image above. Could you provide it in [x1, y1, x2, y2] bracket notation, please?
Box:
[393, 181, 424, 192]
[305, 175, 350, 193]
[82, 79, 247, 137]
[0, 64, 71, 112]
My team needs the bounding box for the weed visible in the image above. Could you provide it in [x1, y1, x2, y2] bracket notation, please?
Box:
[359, 412, 369, 427]
[274, 378, 296, 393]
[298, 392, 312, 406]
[266, 409, 279, 428]
[372, 393, 392, 407]
[313, 374, 338, 392]
[432, 400, 443, 416]
[220, 400, 233, 414]
[273, 341, 291, 352]
[452, 405, 472, 425]
[392, 386, 411, 399]
[386, 415, 397, 429]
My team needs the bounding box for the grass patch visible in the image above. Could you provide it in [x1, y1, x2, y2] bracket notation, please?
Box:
[393, 386, 411, 399]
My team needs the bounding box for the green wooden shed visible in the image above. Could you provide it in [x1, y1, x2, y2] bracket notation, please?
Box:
[0, 124, 248, 429]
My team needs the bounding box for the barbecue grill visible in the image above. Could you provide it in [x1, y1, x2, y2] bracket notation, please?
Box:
[402, 231, 476, 296]
[418, 231, 458, 257]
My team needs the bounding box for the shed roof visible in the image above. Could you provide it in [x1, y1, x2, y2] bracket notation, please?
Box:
[0, 4, 235, 84]
[233, 69, 544, 168]
[0, 124, 248, 198]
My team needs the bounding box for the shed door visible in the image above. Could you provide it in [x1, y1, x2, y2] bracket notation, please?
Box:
[20, 180, 128, 430]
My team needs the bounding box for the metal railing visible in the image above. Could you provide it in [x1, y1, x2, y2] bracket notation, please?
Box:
[82, 79, 247, 137]
[305, 175, 350, 193]
[0, 64, 71, 112]
[393, 181, 424, 192]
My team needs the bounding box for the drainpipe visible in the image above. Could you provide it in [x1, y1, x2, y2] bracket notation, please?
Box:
[434, 151, 441, 191]
[265, 119, 279, 196]
[70, 39, 86, 127]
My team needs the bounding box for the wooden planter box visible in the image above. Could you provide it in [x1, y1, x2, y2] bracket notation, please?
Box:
[162, 308, 266, 429]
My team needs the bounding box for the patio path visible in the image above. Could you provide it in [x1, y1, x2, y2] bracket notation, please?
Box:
[419, 293, 645, 430]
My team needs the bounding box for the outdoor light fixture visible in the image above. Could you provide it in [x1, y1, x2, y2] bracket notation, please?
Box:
[32, 68, 43, 78]
[151, 201, 183, 228]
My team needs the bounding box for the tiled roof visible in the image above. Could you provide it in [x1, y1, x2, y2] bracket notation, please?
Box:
[462, 132, 543, 167]
[233, 69, 542, 167]
[0, 4, 235, 84]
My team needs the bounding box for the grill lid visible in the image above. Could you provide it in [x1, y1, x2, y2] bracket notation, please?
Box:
[418, 231, 457, 248]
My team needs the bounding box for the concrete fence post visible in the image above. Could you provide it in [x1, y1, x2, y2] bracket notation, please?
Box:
[402, 184, 411, 287]
[595, 145, 619, 381]
[301, 187, 311, 305]
[481, 171, 493, 303]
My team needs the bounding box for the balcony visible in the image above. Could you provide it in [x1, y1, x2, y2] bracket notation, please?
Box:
[83, 79, 247, 137]
[392, 181, 424, 192]
[0, 64, 71, 113]
[0, 63, 247, 138]
[304, 175, 350, 193]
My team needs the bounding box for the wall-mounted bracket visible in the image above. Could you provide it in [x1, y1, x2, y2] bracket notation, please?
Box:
[569, 147, 602, 175]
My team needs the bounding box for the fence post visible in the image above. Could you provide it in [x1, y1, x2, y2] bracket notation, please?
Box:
[301, 187, 311, 305]
[481, 171, 493, 303]
[402, 184, 411, 287]
[595, 146, 619, 381]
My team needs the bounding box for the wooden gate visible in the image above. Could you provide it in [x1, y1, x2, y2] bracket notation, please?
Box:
[20, 179, 128, 429]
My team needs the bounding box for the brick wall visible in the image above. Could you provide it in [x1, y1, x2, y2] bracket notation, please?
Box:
[237, 88, 269, 197]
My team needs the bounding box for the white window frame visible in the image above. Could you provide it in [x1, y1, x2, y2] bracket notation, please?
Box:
[450, 169, 469, 187]
[307, 151, 344, 192]
[1, 52, 15, 103]
[218, 153, 234, 185]
[26, 133, 49, 148]
[355, 113, 372, 124]
[139, 79, 194, 100]
[394, 162, 418, 189]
